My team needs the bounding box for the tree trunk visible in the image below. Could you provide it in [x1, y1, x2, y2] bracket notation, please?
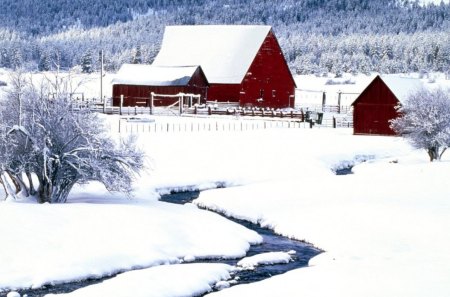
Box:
[0, 173, 17, 200]
[7, 171, 21, 194]
[14, 173, 30, 197]
[0, 175, 9, 200]
[427, 146, 440, 162]
[38, 178, 52, 203]
[38, 177, 76, 203]
[51, 180, 76, 203]
[26, 171, 37, 196]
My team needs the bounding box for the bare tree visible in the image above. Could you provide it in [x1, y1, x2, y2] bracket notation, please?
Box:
[0, 72, 144, 203]
[390, 88, 450, 162]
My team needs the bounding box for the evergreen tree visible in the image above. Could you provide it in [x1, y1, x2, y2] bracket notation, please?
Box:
[0, 48, 10, 68]
[38, 51, 51, 71]
[80, 50, 93, 73]
[131, 45, 142, 64]
[11, 48, 22, 70]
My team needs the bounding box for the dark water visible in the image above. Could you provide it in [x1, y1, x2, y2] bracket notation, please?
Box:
[6, 277, 114, 297]
[335, 166, 353, 175]
[5, 190, 321, 297]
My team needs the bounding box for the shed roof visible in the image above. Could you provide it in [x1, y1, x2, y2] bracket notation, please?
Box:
[352, 75, 424, 105]
[112, 64, 201, 86]
[380, 75, 424, 103]
[152, 25, 272, 84]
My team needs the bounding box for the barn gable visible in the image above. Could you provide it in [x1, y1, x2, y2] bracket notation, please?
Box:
[352, 75, 423, 106]
[352, 75, 423, 135]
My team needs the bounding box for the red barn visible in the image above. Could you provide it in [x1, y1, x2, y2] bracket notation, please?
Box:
[352, 75, 423, 135]
[112, 64, 208, 107]
[152, 25, 296, 109]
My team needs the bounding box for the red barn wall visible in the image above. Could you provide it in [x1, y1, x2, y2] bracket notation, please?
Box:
[205, 31, 295, 109]
[353, 76, 400, 135]
[207, 84, 241, 103]
[112, 67, 208, 107]
[239, 31, 296, 109]
[113, 85, 184, 107]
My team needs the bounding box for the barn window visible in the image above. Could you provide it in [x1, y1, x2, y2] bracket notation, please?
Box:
[260, 89, 264, 98]
[272, 90, 276, 97]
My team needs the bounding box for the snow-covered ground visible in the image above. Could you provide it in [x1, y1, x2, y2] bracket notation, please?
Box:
[1, 70, 450, 296]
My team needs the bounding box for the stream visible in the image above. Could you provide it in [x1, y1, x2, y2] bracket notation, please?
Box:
[160, 190, 322, 288]
[9, 190, 321, 297]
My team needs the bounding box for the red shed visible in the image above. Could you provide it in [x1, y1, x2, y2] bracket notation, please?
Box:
[111, 64, 208, 107]
[152, 25, 296, 109]
[352, 75, 423, 135]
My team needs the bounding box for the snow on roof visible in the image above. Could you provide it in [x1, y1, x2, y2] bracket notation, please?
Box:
[112, 64, 201, 86]
[152, 25, 272, 84]
[380, 75, 424, 103]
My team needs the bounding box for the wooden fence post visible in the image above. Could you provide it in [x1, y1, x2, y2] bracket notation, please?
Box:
[150, 92, 154, 115]
[120, 95, 124, 116]
[322, 91, 326, 111]
[337, 91, 342, 114]
[179, 93, 184, 114]
[333, 117, 337, 128]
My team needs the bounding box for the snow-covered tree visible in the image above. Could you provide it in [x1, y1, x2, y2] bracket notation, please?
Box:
[131, 45, 142, 64]
[0, 72, 144, 202]
[80, 50, 93, 73]
[38, 51, 51, 71]
[390, 88, 450, 162]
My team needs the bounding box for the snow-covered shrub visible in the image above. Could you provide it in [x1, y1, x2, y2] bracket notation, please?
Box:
[0, 71, 144, 203]
[390, 88, 450, 162]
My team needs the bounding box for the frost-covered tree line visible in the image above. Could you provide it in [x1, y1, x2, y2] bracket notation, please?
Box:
[285, 32, 450, 75]
[0, 0, 450, 74]
[0, 72, 144, 203]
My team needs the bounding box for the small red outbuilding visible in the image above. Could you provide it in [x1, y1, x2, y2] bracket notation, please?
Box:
[112, 64, 208, 107]
[352, 75, 423, 135]
[152, 25, 296, 109]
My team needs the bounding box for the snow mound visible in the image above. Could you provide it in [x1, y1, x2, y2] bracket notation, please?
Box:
[237, 252, 292, 270]
[45, 263, 234, 297]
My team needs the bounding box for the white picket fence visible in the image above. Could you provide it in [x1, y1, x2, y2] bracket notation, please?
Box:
[110, 117, 352, 134]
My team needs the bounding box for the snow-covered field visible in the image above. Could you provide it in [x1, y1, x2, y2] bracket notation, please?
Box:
[1, 70, 450, 296]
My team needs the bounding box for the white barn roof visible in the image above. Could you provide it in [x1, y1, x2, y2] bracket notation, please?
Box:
[380, 75, 424, 103]
[152, 25, 272, 84]
[112, 64, 201, 86]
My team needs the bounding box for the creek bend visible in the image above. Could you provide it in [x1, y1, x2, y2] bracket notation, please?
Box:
[10, 190, 321, 297]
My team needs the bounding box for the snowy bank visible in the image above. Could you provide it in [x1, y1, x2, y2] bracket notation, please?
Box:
[196, 147, 450, 296]
[45, 263, 234, 297]
[0, 199, 260, 292]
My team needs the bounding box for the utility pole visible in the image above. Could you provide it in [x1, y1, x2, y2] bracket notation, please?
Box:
[100, 50, 105, 113]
